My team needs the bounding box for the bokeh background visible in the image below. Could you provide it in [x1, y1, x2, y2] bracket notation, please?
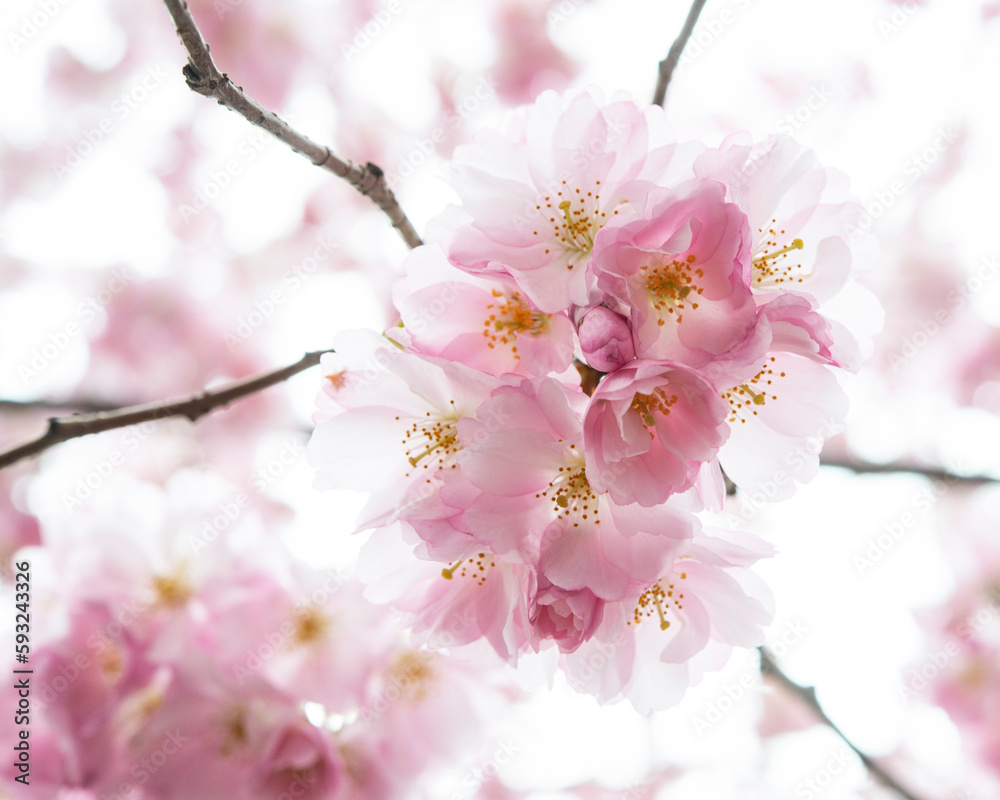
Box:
[1, 0, 1000, 797]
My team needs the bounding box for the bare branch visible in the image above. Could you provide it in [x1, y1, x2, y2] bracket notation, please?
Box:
[652, 0, 709, 107]
[819, 455, 998, 486]
[0, 399, 123, 414]
[0, 351, 330, 470]
[759, 648, 928, 800]
[161, 0, 423, 250]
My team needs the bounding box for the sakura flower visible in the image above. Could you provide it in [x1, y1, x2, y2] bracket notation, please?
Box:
[308, 329, 505, 530]
[591, 180, 756, 367]
[561, 528, 774, 712]
[440, 88, 701, 312]
[693, 134, 873, 305]
[708, 350, 848, 500]
[391, 244, 575, 377]
[582, 360, 730, 507]
[455, 377, 695, 587]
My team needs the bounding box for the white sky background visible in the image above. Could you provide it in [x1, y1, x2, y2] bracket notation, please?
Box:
[1, 0, 1000, 797]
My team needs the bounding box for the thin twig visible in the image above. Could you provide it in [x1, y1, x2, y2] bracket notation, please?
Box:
[0, 351, 330, 470]
[819, 455, 998, 485]
[759, 648, 927, 800]
[161, 0, 423, 250]
[652, 0, 709, 107]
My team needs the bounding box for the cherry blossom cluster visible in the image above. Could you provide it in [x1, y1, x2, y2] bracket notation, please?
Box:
[309, 88, 872, 711]
[4, 474, 510, 800]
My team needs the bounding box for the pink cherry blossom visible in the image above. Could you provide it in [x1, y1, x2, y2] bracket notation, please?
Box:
[308, 330, 505, 530]
[561, 528, 774, 712]
[582, 361, 730, 507]
[592, 180, 756, 367]
[391, 244, 575, 377]
[439, 88, 702, 312]
[693, 134, 874, 305]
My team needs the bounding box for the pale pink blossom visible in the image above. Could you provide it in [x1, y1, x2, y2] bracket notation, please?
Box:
[561, 528, 774, 712]
[439, 89, 701, 312]
[693, 135, 873, 305]
[582, 361, 730, 507]
[308, 330, 505, 530]
[391, 244, 575, 377]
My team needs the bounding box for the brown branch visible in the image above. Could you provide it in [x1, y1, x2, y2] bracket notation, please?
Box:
[161, 0, 423, 250]
[652, 0, 709, 107]
[0, 399, 123, 414]
[819, 455, 998, 486]
[0, 351, 330, 470]
[759, 648, 928, 800]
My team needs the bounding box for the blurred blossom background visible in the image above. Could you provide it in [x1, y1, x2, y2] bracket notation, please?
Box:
[1, 0, 999, 797]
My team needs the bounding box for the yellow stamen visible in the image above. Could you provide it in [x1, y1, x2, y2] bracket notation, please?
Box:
[753, 238, 803, 266]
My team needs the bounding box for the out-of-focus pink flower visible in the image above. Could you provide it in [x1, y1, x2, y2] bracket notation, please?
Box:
[577, 306, 635, 372]
[583, 361, 730, 507]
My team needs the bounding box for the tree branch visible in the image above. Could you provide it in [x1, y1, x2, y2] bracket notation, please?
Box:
[0, 351, 330, 470]
[819, 455, 998, 485]
[759, 648, 928, 800]
[652, 0, 709, 107]
[161, 0, 423, 250]
[0, 399, 123, 414]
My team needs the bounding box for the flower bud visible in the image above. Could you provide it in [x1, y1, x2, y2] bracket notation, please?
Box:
[577, 306, 635, 372]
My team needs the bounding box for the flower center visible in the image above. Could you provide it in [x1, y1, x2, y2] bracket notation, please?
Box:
[152, 569, 192, 608]
[534, 447, 601, 528]
[533, 179, 620, 269]
[387, 651, 436, 701]
[400, 409, 460, 476]
[293, 607, 330, 645]
[752, 221, 805, 286]
[441, 552, 496, 585]
[630, 388, 679, 431]
[483, 290, 549, 358]
[629, 571, 688, 630]
[642, 254, 704, 324]
[721, 357, 784, 423]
